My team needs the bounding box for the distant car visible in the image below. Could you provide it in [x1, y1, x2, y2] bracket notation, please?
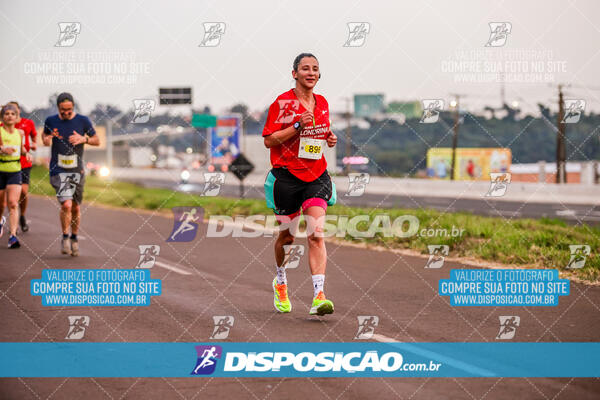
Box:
[156, 157, 183, 169]
[85, 162, 110, 177]
[180, 168, 190, 184]
[85, 162, 101, 176]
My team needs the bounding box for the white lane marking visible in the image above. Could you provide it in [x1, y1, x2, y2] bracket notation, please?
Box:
[556, 210, 576, 216]
[372, 333, 399, 342]
[491, 210, 522, 217]
[154, 261, 192, 275]
[554, 210, 600, 221]
[371, 334, 496, 376]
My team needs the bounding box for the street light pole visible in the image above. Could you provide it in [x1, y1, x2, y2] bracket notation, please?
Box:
[450, 95, 460, 181]
[556, 84, 566, 184]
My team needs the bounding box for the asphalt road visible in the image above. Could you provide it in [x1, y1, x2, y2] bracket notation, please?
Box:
[127, 179, 600, 225]
[1, 196, 599, 399]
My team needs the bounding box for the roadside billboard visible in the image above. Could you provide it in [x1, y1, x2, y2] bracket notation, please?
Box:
[354, 94, 385, 118]
[210, 115, 241, 166]
[426, 148, 511, 180]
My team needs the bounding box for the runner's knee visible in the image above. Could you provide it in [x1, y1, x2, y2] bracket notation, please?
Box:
[7, 198, 18, 209]
[307, 233, 324, 248]
[61, 200, 72, 211]
[277, 231, 295, 246]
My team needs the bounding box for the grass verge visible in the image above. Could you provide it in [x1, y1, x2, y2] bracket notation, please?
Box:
[29, 166, 600, 283]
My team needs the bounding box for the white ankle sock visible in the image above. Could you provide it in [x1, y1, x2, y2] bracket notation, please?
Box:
[276, 266, 287, 285]
[312, 274, 325, 297]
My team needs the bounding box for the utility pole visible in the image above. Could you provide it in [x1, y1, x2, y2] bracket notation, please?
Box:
[556, 84, 566, 184]
[450, 94, 461, 181]
[343, 97, 352, 175]
[500, 72, 506, 107]
[106, 119, 113, 169]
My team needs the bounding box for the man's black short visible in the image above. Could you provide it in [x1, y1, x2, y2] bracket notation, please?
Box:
[21, 167, 31, 185]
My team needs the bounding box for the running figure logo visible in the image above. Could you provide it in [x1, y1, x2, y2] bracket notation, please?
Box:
[201, 173, 225, 196]
[55, 22, 81, 47]
[210, 316, 234, 340]
[566, 245, 590, 269]
[191, 345, 222, 375]
[136, 245, 160, 269]
[485, 22, 511, 47]
[425, 245, 449, 269]
[562, 100, 586, 124]
[282, 244, 305, 269]
[496, 316, 520, 340]
[354, 316, 379, 339]
[420, 100, 444, 124]
[58, 172, 81, 197]
[344, 22, 370, 47]
[485, 173, 511, 197]
[199, 22, 226, 47]
[167, 207, 203, 242]
[346, 173, 370, 197]
[275, 100, 300, 124]
[65, 316, 90, 340]
[131, 99, 156, 123]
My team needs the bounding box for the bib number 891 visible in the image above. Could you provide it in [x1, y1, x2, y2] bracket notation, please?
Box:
[305, 145, 321, 154]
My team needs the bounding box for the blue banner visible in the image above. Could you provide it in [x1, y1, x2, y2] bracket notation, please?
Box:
[0, 342, 598, 377]
[30, 269, 162, 306]
[439, 269, 569, 306]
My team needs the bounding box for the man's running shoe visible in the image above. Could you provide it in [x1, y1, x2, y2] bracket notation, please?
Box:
[0, 216, 5, 238]
[61, 237, 71, 255]
[71, 240, 79, 257]
[309, 291, 334, 316]
[8, 235, 20, 249]
[19, 215, 29, 233]
[272, 278, 291, 313]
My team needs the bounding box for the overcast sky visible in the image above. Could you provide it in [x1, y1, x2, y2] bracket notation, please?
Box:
[1, 0, 600, 116]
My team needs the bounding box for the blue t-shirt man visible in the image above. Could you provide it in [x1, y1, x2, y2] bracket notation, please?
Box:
[42, 92, 100, 258]
[43, 114, 96, 176]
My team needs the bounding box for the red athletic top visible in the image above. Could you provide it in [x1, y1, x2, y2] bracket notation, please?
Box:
[263, 89, 331, 182]
[16, 118, 36, 169]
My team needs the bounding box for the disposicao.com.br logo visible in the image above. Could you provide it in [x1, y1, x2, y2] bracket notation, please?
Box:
[191, 347, 441, 376]
[206, 214, 464, 239]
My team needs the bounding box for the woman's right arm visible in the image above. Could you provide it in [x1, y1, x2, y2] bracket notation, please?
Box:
[264, 111, 314, 148]
[264, 125, 298, 148]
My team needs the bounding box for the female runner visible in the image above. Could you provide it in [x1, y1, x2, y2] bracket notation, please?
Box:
[263, 53, 337, 315]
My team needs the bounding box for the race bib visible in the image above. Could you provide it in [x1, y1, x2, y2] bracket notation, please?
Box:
[4, 145, 20, 158]
[58, 154, 78, 168]
[298, 138, 324, 160]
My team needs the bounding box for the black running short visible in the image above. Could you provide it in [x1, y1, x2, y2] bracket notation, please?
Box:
[21, 167, 31, 185]
[264, 167, 336, 217]
[0, 171, 22, 189]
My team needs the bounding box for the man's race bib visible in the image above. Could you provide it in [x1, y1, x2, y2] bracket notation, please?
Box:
[298, 138, 325, 160]
[58, 154, 78, 168]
